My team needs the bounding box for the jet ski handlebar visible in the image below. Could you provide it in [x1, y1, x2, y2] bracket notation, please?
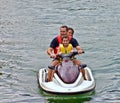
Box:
[56, 51, 84, 59]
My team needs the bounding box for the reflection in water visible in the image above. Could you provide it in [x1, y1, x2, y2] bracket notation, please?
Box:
[47, 96, 91, 103]
[38, 88, 95, 103]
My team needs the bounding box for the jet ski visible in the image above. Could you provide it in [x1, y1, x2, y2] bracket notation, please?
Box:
[38, 51, 95, 94]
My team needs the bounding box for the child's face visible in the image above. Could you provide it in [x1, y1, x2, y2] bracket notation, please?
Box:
[62, 38, 69, 47]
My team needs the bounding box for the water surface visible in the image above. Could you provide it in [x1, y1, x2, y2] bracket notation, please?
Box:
[0, 0, 120, 103]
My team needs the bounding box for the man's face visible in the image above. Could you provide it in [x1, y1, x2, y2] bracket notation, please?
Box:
[60, 27, 67, 36]
[67, 30, 73, 37]
[67, 30, 73, 40]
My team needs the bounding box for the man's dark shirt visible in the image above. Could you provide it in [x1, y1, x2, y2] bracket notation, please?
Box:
[50, 37, 79, 49]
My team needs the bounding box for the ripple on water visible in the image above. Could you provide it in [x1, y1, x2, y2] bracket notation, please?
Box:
[0, 0, 120, 103]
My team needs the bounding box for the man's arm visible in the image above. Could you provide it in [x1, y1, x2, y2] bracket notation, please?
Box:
[47, 37, 60, 58]
[47, 37, 56, 56]
[76, 46, 84, 54]
[47, 47, 53, 56]
[47, 47, 56, 58]
[70, 38, 84, 54]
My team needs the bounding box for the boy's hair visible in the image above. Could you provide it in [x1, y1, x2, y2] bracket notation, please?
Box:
[61, 35, 69, 41]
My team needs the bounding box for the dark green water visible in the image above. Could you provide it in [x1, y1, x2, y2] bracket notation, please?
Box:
[0, 0, 120, 103]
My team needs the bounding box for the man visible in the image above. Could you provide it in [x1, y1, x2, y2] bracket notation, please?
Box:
[67, 27, 86, 80]
[47, 25, 85, 82]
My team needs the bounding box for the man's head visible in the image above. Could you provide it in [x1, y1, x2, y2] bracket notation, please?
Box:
[67, 27, 74, 37]
[60, 25, 68, 36]
[67, 27, 74, 40]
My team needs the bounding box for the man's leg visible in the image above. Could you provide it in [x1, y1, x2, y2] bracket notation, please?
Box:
[73, 59, 86, 80]
[80, 68, 86, 80]
[47, 60, 59, 82]
[47, 68, 55, 82]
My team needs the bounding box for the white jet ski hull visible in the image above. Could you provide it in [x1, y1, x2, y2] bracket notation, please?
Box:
[38, 67, 95, 94]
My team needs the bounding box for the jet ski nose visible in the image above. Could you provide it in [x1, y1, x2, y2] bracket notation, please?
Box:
[64, 60, 68, 62]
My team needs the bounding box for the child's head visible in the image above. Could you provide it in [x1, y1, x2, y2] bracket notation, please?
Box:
[61, 35, 70, 47]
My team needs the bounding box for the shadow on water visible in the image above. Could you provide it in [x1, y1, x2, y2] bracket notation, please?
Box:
[38, 88, 95, 103]
[0, 72, 3, 75]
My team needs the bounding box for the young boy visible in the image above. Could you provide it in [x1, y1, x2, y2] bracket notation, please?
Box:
[58, 35, 73, 54]
[47, 35, 73, 82]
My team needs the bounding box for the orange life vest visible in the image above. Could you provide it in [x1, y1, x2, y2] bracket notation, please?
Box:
[54, 35, 62, 54]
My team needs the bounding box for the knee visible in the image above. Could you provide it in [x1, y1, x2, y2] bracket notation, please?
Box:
[80, 64, 87, 68]
[48, 65, 55, 70]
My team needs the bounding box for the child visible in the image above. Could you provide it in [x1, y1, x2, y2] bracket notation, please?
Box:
[59, 35, 86, 80]
[58, 35, 73, 54]
[47, 35, 73, 82]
